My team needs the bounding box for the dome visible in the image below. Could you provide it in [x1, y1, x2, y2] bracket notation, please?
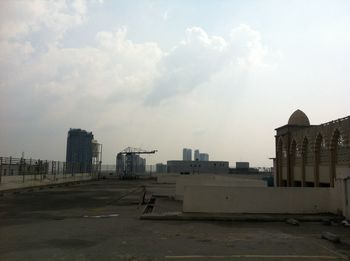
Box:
[288, 110, 310, 126]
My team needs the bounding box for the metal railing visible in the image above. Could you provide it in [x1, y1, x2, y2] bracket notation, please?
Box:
[0, 156, 101, 184]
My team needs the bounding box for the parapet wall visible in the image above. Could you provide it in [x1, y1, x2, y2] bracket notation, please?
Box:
[176, 174, 267, 200]
[156, 173, 180, 184]
[183, 186, 340, 214]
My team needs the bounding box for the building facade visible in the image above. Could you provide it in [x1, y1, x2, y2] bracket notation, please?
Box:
[275, 110, 350, 187]
[66, 128, 94, 173]
[116, 153, 145, 175]
[182, 148, 192, 161]
[199, 153, 209, 161]
[167, 160, 229, 174]
[156, 163, 167, 173]
[194, 150, 200, 161]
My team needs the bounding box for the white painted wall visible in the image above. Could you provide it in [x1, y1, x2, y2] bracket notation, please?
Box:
[282, 167, 287, 180]
[183, 186, 337, 214]
[337, 167, 350, 177]
[305, 166, 314, 182]
[319, 165, 329, 183]
[345, 179, 350, 219]
[294, 166, 301, 181]
[156, 173, 180, 184]
[175, 174, 267, 200]
[335, 169, 350, 219]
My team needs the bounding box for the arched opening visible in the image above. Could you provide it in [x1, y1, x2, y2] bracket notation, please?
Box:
[289, 140, 297, 186]
[302, 137, 313, 187]
[314, 134, 322, 187]
[315, 133, 329, 187]
[277, 138, 285, 186]
[330, 129, 347, 187]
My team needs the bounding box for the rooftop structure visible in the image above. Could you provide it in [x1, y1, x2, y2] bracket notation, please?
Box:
[275, 110, 349, 187]
[287, 109, 310, 126]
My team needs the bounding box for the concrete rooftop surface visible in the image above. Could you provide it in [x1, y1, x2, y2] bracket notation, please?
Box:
[0, 178, 349, 261]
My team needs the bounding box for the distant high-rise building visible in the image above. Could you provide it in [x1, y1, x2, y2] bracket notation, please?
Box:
[116, 153, 125, 175]
[117, 153, 146, 175]
[183, 148, 192, 161]
[194, 149, 200, 161]
[66, 128, 94, 173]
[156, 163, 167, 173]
[131, 154, 146, 173]
[199, 153, 209, 161]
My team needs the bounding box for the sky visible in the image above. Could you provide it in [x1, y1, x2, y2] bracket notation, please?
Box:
[0, 0, 349, 166]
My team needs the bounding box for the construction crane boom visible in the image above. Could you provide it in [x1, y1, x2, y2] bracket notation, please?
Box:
[118, 147, 157, 155]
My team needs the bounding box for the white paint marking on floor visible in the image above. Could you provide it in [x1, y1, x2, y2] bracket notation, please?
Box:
[83, 213, 119, 218]
[312, 241, 348, 260]
[164, 254, 341, 259]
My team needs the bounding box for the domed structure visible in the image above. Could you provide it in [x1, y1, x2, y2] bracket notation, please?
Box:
[288, 109, 310, 126]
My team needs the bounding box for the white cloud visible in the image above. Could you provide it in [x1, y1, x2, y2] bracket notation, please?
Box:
[1, 27, 163, 130]
[161, 11, 168, 20]
[0, 0, 87, 43]
[145, 24, 273, 105]
[0, 2, 278, 164]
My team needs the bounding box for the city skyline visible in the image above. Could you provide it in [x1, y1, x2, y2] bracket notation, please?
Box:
[1, 0, 349, 166]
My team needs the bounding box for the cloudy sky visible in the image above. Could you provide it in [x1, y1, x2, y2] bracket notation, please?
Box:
[0, 0, 349, 166]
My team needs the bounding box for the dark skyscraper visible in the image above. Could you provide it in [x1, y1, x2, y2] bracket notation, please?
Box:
[66, 128, 94, 173]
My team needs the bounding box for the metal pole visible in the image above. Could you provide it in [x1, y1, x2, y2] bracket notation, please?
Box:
[22, 158, 25, 183]
[56, 161, 58, 181]
[0, 157, 2, 184]
[9, 156, 12, 177]
[45, 160, 48, 180]
[39, 160, 42, 181]
[63, 162, 65, 179]
[99, 144, 103, 179]
[30, 158, 33, 180]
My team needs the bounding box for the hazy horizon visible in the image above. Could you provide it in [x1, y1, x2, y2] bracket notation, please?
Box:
[1, 0, 349, 166]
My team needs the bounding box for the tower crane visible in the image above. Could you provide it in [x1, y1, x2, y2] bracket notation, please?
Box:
[116, 147, 157, 178]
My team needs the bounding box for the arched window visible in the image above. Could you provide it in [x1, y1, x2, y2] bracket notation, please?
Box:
[315, 133, 329, 187]
[302, 137, 313, 187]
[334, 130, 347, 164]
[277, 138, 284, 186]
[289, 140, 297, 186]
[330, 129, 348, 186]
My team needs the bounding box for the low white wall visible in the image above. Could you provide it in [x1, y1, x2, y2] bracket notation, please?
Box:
[183, 186, 336, 214]
[319, 165, 329, 183]
[345, 179, 350, 219]
[282, 167, 287, 180]
[305, 166, 314, 182]
[176, 174, 266, 200]
[294, 166, 301, 181]
[334, 169, 350, 219]
[156, 173, 180, 184]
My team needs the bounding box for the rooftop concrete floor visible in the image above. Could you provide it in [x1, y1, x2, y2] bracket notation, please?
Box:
[0, 177, 349, 261]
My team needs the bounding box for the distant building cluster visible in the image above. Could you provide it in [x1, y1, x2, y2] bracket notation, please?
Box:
[116, 153, 145, 175]
[183, 148, 209, 161]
